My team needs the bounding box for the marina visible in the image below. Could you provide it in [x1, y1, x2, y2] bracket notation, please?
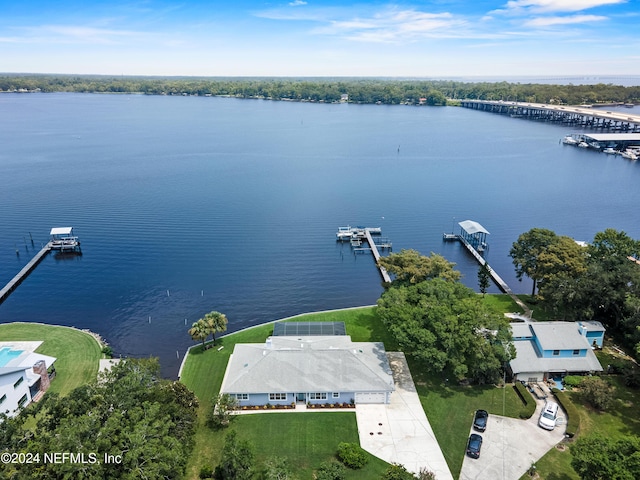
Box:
[561, 133, 640, 157]
[337, 226, 392, 283]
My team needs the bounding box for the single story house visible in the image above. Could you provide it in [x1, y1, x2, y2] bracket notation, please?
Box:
[509, 321, 604, 383]
[220, 335, 395, 406]
[0, 342, 56, 418]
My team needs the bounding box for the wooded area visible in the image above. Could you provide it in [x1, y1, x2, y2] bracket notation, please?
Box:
[2, 74, 639, 106]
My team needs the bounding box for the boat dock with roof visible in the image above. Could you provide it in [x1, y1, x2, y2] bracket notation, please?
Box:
[337, 226, 392, 283]
[443, 220, 511, 293]
[0, 227, 80, 305]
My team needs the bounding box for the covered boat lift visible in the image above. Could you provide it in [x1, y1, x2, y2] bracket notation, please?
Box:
[457, 220, 489, 252]
[49, 227, 80, 251]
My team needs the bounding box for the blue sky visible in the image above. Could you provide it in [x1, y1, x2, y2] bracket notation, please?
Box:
[0, 0, 638, 77]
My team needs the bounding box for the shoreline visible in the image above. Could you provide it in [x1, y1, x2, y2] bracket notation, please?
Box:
[177, 304, 377, 379]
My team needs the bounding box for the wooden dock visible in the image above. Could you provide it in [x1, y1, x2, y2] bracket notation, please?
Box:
[0, 243, 52, 305]
[452, 234, 513, 293]
[364, 229, 392, 283]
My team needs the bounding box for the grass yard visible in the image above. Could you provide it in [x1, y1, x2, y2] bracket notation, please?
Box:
[527, 348, 640, 480]
[180, 304, 528, 479]
[413, 369, 527, 476]
[482, 294, 525, 316]
[0, 322, 102, 397]
[180, 306, 393, 479]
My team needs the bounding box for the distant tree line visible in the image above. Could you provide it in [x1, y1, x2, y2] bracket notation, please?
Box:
[1, 74, 639, 106]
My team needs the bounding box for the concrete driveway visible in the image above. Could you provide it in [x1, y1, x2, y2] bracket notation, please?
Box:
[459, 390, 567, 480]
[356, 352, 454, 480]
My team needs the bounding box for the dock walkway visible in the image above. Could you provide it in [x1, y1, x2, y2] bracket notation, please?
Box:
[452, 235, 531, 315]
[365, 230, 392, 283]
[0, 243, 52, 305]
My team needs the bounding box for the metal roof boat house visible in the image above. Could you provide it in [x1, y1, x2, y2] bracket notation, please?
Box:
[49, 227, 80, 251]
[220, 328, 395, 407]
[457, 220, 490, 252]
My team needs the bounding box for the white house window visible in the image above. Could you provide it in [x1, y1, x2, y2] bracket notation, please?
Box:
[17, 394, 28, 408]
[573, 349, 580, 356]
[332, 392, 340, 399]
[0, 394, 6, 405]
[13, 377, 23, 388]
[269, 393, 287, 401]
[235, 394, 249, 401]
[552, 350, 560, 356]
[309, 392, 327, 400]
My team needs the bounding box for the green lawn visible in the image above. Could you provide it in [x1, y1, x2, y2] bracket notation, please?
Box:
[524, 348, 640, 480]
[414, 369, 527, 476]
[180, 305, 527, 479]
[180, 307, 394, 479]
[0, 322, 102, 396]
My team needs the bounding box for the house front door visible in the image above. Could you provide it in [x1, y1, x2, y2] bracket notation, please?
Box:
[296, 393, 306, 403]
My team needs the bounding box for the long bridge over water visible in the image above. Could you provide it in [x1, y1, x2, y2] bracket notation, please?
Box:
[460, 100, 640, 132]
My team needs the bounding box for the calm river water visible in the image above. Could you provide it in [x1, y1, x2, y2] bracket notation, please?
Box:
[1, 93, 639, 376]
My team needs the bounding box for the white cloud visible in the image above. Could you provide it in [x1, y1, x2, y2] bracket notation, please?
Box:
[498, 0, 626, 14]
[303, 7, 469, 43]
[289, 0, 307, 5]
[525, 14, 608, 26]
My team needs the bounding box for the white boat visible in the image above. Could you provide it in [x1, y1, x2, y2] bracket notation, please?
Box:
[336, 226, 354, 240]
[602, 147, 617, 155]
[621, 150, 638, 161]
[562, 135, 578, 145]
[577, 142, 590, 148]
[336, 225, 382, 240]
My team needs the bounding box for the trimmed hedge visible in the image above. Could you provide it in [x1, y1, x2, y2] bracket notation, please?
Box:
[552, 388, 580, 438]
[513, 382, 537, 419]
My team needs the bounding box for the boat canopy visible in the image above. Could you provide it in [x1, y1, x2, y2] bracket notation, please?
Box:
[50, 227, 74, 236]
[458, 220, 490, 236]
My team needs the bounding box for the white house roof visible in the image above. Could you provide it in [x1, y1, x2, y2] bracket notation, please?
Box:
[50, 227, 73, 236]
[578, 320, 605, 332]
[510, 323, 533, 339]
[530, 322, 590, 351]
[509, 322, 603, 376]
[221, 336, 394, 395]
[510, 339, 603, 376]
[458, 220, 490, 235]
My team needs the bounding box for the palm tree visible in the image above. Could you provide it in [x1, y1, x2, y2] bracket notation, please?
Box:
[203, 311, 228, 346]
[188, 319, 209, 351]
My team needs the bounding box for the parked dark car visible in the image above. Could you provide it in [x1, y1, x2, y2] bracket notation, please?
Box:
[473, 409, 489, 432]
[466, 433, 483, 459]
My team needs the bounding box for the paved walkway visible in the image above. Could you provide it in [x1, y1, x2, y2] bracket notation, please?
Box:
[459, 384, 567, 480]
[356, 352, 454, 480]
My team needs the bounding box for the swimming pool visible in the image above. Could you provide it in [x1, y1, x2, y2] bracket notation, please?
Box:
[0, 347, 23, 367]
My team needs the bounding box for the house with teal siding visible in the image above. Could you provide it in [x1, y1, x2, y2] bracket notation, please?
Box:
[509, 321, 604, 383]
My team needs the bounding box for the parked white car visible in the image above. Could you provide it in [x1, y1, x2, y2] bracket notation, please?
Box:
[538, 401, 559, 430]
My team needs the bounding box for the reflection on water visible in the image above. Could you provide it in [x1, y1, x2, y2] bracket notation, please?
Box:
[1, 93, 639, 377]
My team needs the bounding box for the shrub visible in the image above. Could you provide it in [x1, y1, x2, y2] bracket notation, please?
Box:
[382, 463, 415, 480]
[513, 382, 536, 419]
[581, 376, 615, 410]
[199, 465, 213, 479]
[336, 442, 368, 469]
[552, 388, 580, 437]
[562, 375, 583, 388]
[315, 461, 346, 480]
